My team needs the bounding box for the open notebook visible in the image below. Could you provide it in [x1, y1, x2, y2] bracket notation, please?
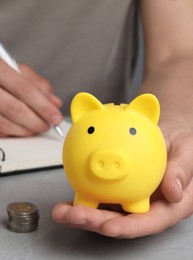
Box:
[0, 121, 71, 175]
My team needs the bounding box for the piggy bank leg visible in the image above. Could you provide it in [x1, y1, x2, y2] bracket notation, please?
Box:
[73, 193, 99, 209]
[122, 198, 150, 213]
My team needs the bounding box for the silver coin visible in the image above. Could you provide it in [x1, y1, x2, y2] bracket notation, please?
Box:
[7, 202, 39, 233]
[7, 202, 38, 215]
[7, 223, 38, 233]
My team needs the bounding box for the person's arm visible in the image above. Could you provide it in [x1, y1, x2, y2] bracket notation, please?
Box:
[139, 0, 193, 203]
[52, 0, 193, 238]
[139, 0, 193, 125]
[0, 61, 63, 137]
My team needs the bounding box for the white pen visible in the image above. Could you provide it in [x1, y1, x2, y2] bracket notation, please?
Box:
[0, 41, 65, 138]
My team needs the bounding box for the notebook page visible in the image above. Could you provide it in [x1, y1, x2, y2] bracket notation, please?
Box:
[0, 121, 71, 174]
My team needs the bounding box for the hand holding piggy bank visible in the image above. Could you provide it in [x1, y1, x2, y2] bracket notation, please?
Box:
[63, 92, 167, 213]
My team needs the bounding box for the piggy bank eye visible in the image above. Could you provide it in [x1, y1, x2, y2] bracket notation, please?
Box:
[129, 127, 137, 135]
[87, 126, 95, 134]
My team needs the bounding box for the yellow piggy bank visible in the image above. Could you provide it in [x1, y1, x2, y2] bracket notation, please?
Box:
[63, 92, 167, 213]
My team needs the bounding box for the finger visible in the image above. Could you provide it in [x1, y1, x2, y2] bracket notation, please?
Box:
[52, 203, 121, 233]
[0, 113, 34, 137]
[0, 133, 6, 137]
[19, 64, 53, 93]
[46, 93, 63, 108]
[0, 62, 63, 126]
[161, 133, 193, 203]
[0, 88, 50, 133]
[19, 64, 63, 107]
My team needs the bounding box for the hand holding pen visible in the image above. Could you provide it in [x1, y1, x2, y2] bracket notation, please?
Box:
[0, 42, 64, 137]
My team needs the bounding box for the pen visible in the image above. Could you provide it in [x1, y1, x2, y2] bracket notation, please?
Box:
[0, 41, 65, 138]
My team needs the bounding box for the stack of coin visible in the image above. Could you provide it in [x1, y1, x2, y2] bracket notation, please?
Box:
[7, 202, 39, 233]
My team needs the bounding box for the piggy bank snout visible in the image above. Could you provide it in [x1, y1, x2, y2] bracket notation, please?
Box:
[89, 150, 128, 181]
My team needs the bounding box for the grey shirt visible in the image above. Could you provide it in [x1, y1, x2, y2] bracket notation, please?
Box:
[0, 0, 138, 115]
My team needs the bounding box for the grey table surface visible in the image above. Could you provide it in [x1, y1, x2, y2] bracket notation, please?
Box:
[0, 168, 193, 260]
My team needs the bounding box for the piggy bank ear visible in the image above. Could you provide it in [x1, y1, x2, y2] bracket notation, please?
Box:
[127, 94, 160, 125]
[71, 92, 104, 123]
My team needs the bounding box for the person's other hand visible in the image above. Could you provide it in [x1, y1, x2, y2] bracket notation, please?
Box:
[0, 60, 63, 137]
[52, 119, 193, 238]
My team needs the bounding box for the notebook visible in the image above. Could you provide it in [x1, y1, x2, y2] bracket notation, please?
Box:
[0, 120, 71, 175]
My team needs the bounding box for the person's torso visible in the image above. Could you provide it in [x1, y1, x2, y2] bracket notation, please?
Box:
[0, 0, 138, 114]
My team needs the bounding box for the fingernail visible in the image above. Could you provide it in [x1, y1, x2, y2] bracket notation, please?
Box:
[51, 114, 63, 125]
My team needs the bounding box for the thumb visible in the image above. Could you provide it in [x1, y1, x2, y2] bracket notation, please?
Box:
[161, 140, 193, 203]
